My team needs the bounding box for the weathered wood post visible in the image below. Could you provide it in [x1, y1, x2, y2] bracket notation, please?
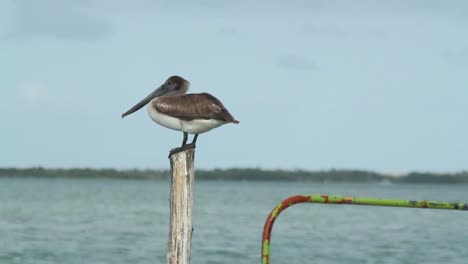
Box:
[167, 148, 195, 264]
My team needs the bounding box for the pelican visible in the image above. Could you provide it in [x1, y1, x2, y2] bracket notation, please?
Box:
[122, 75, 239, 155]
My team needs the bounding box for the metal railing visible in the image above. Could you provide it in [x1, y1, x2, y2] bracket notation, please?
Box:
[261, 194, 468, 264]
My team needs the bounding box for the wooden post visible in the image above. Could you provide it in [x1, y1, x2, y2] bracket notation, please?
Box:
[167, 149, 195, 264]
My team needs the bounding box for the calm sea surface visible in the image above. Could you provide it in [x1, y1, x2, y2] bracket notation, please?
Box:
[0, 178, 467, 264]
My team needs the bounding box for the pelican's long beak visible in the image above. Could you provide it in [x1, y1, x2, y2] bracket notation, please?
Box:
[121, 84, 169, 118]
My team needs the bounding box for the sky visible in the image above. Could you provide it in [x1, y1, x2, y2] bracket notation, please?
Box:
[1, 0, 467, 172]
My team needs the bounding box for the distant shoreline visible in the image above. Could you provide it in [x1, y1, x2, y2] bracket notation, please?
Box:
[1, 167, 467, 183]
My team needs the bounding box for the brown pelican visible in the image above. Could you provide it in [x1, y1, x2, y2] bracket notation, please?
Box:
[122, 76, 239, 155]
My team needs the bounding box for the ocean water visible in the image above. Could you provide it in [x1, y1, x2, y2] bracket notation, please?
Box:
[0, 178, 467, 264]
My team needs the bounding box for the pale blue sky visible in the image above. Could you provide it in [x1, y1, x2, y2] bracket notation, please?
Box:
[2, 0, 467, 172]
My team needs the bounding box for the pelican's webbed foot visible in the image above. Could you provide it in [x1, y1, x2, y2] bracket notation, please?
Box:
[168, 133, 198, 158]
[168, 143, 196, 157]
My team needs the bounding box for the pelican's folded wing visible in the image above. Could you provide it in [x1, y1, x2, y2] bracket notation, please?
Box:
[152, 93, 239, 123]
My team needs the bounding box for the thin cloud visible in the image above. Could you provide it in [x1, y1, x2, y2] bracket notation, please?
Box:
[276, 55, 320, 71]
[302, 23, 348, 38]
[16, 16, 113, 42]
[442, 47, 468, 67]
[215, 27, 241, 38]
[18, 81, 50, 108]
[16, 80, 95, 114]
[368, 28, 386, 38]
[12, 0, 113, 42]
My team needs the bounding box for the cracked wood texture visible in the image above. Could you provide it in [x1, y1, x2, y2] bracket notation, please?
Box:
[167, 149, 195, 264]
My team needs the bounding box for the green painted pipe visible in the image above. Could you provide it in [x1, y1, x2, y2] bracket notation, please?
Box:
[262, 194, 468, 264]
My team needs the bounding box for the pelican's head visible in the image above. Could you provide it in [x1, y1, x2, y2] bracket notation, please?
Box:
[121, 75, 190, 118]
[159, 75, 191, 97]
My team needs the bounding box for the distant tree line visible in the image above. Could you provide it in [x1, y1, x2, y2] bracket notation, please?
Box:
[1, 167, 467, 183]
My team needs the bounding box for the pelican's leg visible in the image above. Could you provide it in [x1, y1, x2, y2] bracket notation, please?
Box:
[183, 134, 198, 149]
[182, 132, 188, 147]
[179, 134, 198, 150]
[190, 134, 199, 146]
[169, 132, 195, 157]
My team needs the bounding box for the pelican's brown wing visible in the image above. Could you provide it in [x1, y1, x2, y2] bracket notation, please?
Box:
[152, 93, 239, 123]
